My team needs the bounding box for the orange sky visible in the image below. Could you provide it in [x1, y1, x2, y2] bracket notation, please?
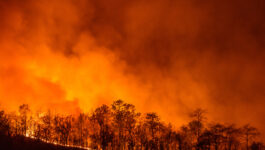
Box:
[0, 0, 264, 140]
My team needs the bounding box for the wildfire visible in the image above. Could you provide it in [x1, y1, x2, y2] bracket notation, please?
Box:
[25, 131, 91, 150]
[0, 0, 264, 141]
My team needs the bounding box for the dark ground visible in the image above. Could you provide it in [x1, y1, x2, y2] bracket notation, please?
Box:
[0, 134, 86, 150]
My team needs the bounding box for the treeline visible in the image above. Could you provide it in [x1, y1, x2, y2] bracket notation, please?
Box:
[0, 100, 264, 150]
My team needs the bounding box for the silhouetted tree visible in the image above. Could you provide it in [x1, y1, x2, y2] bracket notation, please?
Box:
[90, 104, 113, 149]
[8, 112, 19, 136]
[19, 104, 30, 136]
[198, 129, 212, 150]
[188, 108, 206, 150]
[135, 118, 148, 150]
[209, 123, 225, 150]
[0, 110, 10, 135]
[75, 113, 89, 147]
[145, 112, 160, 149]
[54, 115, 72, 145]
[0, 102, 264, 150]
[161, 123, 176, 150]
[40, 110, 53, 142]
[223, 124, 241, 150]
[243, 124, 259, 150]
[251, 142, 264, 150]
[178, 125, 193, 150]
[112, 100, 127, 149]
[112, 100, 140, 150]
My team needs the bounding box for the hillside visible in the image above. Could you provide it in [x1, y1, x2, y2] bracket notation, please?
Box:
[0, 134, 87, 150]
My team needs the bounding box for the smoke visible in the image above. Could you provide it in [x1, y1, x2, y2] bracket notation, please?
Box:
[0, 0, 264, 138]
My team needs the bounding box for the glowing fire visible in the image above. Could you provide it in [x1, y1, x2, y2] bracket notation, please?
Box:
[0, 0, 264, 140]
[25, 130, 91, 150]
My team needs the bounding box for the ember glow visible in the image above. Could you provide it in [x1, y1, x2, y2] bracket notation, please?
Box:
[0, 0, 264, 140]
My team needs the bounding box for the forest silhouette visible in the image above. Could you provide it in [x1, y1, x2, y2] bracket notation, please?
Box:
[0, 100, 264, 150]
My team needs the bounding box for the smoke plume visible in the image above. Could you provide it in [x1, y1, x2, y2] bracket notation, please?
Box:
[0, 0, 264, 139]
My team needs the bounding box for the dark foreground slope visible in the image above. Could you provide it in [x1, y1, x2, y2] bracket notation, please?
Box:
[0, 134, 86, 150]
